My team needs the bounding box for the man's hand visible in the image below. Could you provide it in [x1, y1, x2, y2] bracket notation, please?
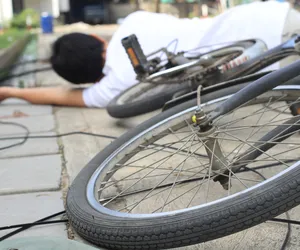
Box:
[0, 87, 12, 102]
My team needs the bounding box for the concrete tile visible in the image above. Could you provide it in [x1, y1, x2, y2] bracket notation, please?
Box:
[0, 132, 59, 159]
[1, 98, 30, 105]
[82, 107, 159, 138]
[0, 104, 52, 118]
[55, 107, 104, 181]
[0, 191, 67, 239]
[0, 115, 55, 136]
[54, 106, 158, 182]
[278, 206, 300, 249]
[0, 237, 102, 250]
[0, 155, 62, 195]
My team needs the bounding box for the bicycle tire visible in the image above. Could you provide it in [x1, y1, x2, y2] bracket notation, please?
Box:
[107, 39, 266, 118]
[67, 85, 300, 250]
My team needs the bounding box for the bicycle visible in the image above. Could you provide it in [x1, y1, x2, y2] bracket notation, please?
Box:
[107, 34, 300, 118]
[67, 58, 300, 249]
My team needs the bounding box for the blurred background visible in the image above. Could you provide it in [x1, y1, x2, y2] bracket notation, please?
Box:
[1, 0, 297, 30]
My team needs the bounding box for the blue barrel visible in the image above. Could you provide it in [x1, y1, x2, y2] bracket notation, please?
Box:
[40, 12, 53, 34]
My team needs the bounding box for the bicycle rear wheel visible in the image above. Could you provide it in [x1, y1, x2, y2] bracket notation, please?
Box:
[67, 85, 300, 249]
[107, 39, 266, 118]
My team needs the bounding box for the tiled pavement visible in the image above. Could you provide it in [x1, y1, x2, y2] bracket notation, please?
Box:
[0, 99, 67, 242]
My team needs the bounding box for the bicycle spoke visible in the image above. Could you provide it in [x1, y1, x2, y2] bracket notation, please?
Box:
[127, 137, 205, 212]
[94, 88, 300, 216]
[186, 168, 210, 207]
[196, 135, 248, 189]
[160, 135, 196, 212]
[99, 134, 196, 192]
[102, 134, 197, 206]
[216, 94, 288, 129]
[118, 161, 210, 212]
[223, 131, 290, 168]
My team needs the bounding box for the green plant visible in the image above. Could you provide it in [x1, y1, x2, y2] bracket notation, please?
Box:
[0, 29, 27, 49]
[11, 8, 40, 29]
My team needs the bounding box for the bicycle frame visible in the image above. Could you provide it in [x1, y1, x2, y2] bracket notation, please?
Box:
[163, 35, 300, 110]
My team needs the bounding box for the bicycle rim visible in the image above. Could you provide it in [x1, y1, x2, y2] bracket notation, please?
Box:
[89, 86, 300, 217]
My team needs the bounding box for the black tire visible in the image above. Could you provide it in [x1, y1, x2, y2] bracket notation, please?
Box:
[107, 39, 267, 118]
[67, 85, 300, 250]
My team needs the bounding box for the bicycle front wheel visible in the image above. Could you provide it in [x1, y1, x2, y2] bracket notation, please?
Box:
[107, 39, 266, 118]
[67, 86, 300, 250]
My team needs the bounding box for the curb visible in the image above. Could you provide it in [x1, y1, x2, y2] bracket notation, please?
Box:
[0, 34, 31, 69]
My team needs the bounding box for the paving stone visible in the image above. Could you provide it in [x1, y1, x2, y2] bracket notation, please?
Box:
[1, 98, 30, 105]
[0, 115, 55, 136]
[82, 107, 158, 138]
[0, 104, 52, 119]
[0, 191, 67, 239]
[0, 132, 59, 159]
[0, 237, 102, 250]
[55, 107, 104, 181]
[54, 106, 158, 182]
[0, 155, 62, 195]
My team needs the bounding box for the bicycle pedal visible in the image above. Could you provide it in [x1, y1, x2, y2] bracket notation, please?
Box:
[122, 34, 149, 76]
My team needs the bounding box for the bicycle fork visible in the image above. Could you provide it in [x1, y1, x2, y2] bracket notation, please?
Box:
[192, 108, 230, 190]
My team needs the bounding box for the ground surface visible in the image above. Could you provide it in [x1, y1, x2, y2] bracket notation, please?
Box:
[1, 26, 300, 250]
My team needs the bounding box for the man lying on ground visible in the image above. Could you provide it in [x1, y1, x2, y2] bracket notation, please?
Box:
[0, 1, 298, 107]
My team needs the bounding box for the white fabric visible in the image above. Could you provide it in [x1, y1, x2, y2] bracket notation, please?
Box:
[83, 2, 290, 108]
[198, 1, 290, 71]
[83, 11, 213, 108]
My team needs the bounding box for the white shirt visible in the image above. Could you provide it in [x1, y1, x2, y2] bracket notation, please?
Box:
[83, 2, 290, 108]
[83, 11, 213, 107]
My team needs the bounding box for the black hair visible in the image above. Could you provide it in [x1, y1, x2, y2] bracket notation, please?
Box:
[50, 32, 105, 84]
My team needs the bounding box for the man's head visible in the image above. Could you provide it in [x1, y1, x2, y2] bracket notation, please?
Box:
[50, 32, 107, 84]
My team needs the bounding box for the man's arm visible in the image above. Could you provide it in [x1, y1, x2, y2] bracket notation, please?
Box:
[0, 87, 86, 107]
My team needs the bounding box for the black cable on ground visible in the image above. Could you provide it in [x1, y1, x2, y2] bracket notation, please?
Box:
[0, 58, 50, 74]
[0, 219, 68, 231]
[0, 121, 29, 151]
[0, 67, 52, 84]
[0, 210, 65, 242]
[0, 131, 117, 142]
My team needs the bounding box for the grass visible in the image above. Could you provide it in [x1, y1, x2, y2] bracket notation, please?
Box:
[0, 29, 27, 49]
